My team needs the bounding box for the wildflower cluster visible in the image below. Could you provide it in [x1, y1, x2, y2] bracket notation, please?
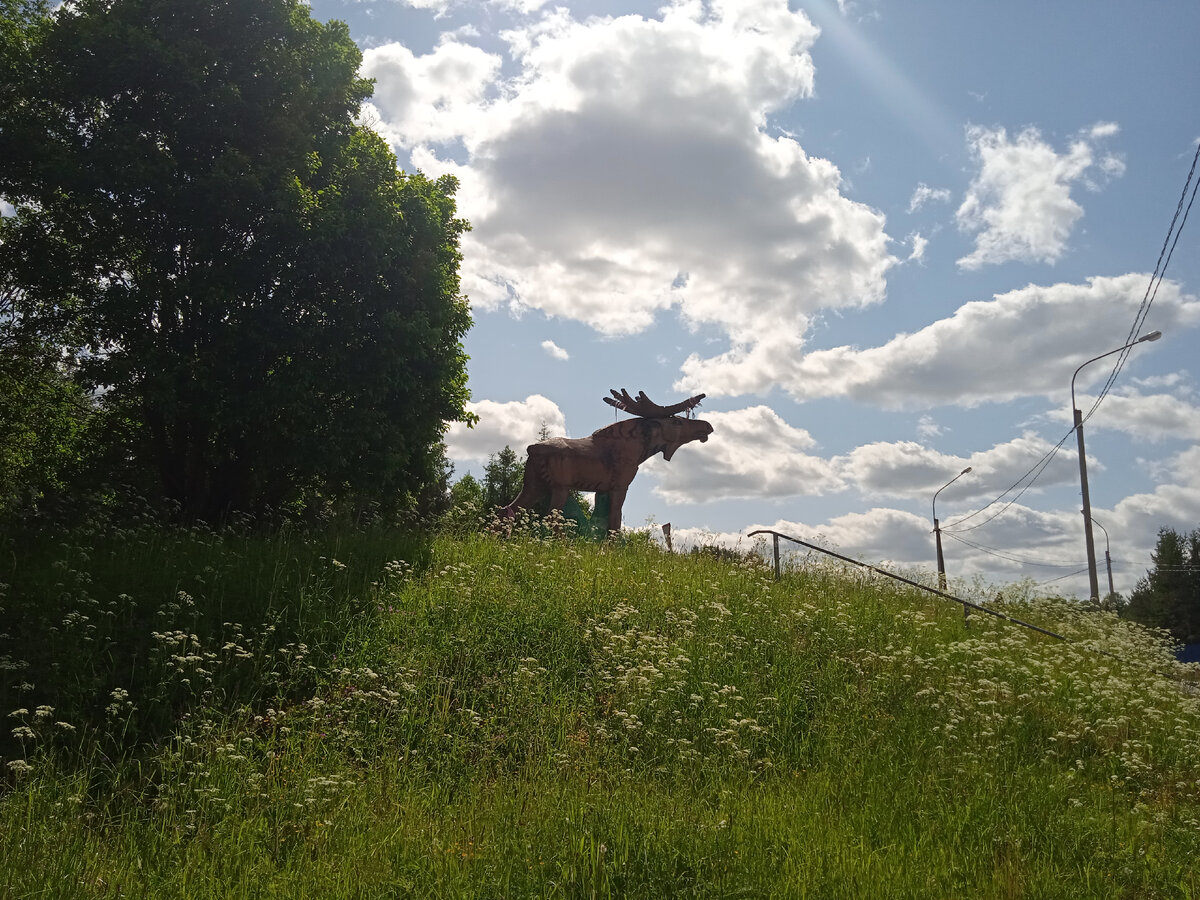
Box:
[583, 594, 774, 771]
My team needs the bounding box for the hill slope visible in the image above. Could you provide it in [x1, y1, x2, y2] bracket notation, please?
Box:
[2, 525, 1199, 898]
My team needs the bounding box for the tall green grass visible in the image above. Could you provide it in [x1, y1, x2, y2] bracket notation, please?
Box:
[2, 522, 1199, 898]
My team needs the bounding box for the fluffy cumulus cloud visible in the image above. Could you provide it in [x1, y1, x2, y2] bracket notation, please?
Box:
[836, 432, 1078, 503]
[776, 274, 1200, 408]
[363, 0, 895, 389]
[643, 405, 845, 503]
[1059, 390, 1200, 442]
[1111, 445, 1200, 537]
[956, 123, 1125, 270]
[361, 40, 500, 149]
[631, 410, 1083, 508]
[444, 394, 566, 462]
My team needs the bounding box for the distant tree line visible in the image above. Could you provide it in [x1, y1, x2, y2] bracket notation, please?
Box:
[0, 0, 472, 525]
[1123, 526, 1200, 646]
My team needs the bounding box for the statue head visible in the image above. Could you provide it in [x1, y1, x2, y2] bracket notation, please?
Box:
[593, 414, 713, 462]
[650, 415, 713, 461]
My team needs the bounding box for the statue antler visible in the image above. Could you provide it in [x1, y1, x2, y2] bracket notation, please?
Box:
[603, 388, 706, 418]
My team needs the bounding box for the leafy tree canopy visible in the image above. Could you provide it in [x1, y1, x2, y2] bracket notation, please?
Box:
[0, 0, 472, 521]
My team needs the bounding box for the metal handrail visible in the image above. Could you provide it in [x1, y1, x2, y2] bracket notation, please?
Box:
[747, 528, 1185, 681]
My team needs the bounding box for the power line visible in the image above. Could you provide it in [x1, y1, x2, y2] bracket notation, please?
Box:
[943, 141, 1200, 535]
[1036, 567, 1090, 588]
[942, 426, 1075, 533]
[1087, 140, 1200, 421]
[943, 531, 1087, 568]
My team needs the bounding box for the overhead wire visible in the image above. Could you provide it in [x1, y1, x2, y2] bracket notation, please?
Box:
[942, 141, 1200, 536]
[941, 425, 1075, 533]
[1035, 567, 1090, 588]
[942, 531, 1087, 568]
[1086, 140, 1200, 421]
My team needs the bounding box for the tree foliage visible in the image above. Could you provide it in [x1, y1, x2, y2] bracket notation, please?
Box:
[0, 327, 92, 517]
[0, 0, 472, 521]
[1124, 526, 1200, 644]
[482, 445, 524, 510]
[448, 472, 484, 511]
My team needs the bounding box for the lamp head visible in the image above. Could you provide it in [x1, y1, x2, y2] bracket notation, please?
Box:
[961, 466, 973, 475]
[1138, 330, 1162, 343]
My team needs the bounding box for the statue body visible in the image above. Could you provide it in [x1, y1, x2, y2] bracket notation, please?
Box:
[502, 397, 712, 533]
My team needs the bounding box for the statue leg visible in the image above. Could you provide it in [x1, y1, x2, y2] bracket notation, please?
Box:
[501, 488, 531, 518]
[502, 464, 547, 517]
[606, 485, 627, 534]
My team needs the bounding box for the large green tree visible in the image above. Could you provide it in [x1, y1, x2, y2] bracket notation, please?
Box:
[0, 0, 472, 520]
[1124, 526, 1200, 644]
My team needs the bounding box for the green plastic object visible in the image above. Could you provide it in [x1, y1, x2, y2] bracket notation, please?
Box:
[562, 492, 611, 540]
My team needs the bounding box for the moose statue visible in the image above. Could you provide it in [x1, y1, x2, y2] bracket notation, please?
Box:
[501, 389, 713, 533]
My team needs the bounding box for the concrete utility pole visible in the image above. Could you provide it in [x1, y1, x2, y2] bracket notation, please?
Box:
[1091, 516, 1116, 602]
[1070, 331, 1161, 602]
[932, 467, 973, 591]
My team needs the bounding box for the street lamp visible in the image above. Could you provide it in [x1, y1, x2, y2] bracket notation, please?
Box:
[1090, 516, 1115, 602]
[933, 466, 972, 591]
[1071, 330, 1162, 602]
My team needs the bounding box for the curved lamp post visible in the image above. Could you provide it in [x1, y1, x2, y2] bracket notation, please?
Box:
[1071, 330, 1161, 602]
[932, 466, 972, 591]
[1090, 516, 1115, 601]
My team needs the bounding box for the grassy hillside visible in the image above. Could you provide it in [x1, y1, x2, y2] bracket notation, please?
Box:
[2, 521, 1199, 898]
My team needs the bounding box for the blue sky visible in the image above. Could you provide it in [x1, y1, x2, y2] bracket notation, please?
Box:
[308, 0, 1200, 597]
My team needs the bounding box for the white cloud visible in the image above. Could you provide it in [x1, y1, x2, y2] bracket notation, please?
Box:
[490, 0, 550, 15]
[661, 470, 1196, 596]
[1111, 445, 1200, 528]
[365, 1, 895, 388]
[955, 123, 1123, 270]
[751, 509, 936, 567]
[675, 501, 1092, 590]
[916, 415, 942, 439]
[444, 394, 566, 462]
[772, 274, 1200, 408]
[908, 182, 950, 213]
[1131, 371, 1193, 395]
[361, 40, 501, 148]
[836, 432, 1078, 503]
[643, 405, 845, 503]
[1057, 389, 1200, 442]
[906, 231, 928, 263]
[541, 339, 569, 360]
